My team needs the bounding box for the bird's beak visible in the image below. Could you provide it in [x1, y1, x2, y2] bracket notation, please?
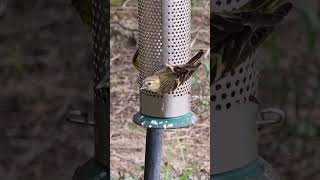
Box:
[140, 84, 147, 90]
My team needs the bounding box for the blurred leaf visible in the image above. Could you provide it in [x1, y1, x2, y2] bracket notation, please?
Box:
[203, 61, 210, 79]
[191, 72, 200, 84]
[296, 121, 318, 139]
[179, 169, 192, 180]
[285, 120, 318, 140]
[179, 165, 198, 180]
[162, 162, 174, 180]
[191, 0, 197, 16]
[296, 0, 320, 52]
[111, 0, 123, 6]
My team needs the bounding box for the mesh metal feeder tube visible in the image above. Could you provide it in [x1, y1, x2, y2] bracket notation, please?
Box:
[133, 0, 194, 179]
[211, 0, 282, 179]
[211, 0, 259, 175]
[72, 0, 109, 179]
[210, 58, 259, 175]
[133, 0, 196, 129]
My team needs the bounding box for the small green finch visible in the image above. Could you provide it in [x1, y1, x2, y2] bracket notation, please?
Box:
[133, 50, 204, 95]
[211, 0, 293, 83]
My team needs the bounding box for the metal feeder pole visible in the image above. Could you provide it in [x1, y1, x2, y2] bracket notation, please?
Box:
[72, 0, 109, 179]
[210, 0, 290, 179]
[144, 129, 163, 180]
[133, 0, 196, 179]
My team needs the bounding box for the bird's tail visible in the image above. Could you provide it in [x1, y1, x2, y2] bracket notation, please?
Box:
[185, 50, 205, 68]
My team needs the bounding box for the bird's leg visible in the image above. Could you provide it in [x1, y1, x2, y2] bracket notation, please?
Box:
[249, 94, 261, 105]
[165, 62, 175, 72]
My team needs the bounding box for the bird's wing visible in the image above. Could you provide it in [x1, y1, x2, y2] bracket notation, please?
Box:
[271, 1, 293, 17]
[222, 26, 253, 74]
[236, 0, 284, 13]
[235, 26, 274, 68]
[233, 0, 292, 28]
[157, 68, 180, 94]
[236, 0, 271, 12]
[167, 50, 204, 84]
[212, 13, 245, 53]
[132, 49, 140, 70]
[212, 14, 245, 32]
[232, 11, 290, 27]
[213, 0, 292, 79]
[260, 0, 291, 13]
[185, 50, 205, 67]
[233, 2, 292, 68]
[211, 54, 225, 84]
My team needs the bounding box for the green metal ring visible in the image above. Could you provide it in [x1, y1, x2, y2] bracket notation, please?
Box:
[133, 112, 197, 129]
[72, 158, 109, 180]
[210, 159, 263, 180]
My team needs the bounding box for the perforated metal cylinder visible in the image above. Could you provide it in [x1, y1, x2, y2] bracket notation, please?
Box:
[137, 0, 191, 118]
[211, 0, 259, 175]
[91, 0, 109, 169]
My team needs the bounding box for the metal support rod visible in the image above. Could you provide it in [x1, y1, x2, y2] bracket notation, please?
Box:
[144, 129, 163, 180]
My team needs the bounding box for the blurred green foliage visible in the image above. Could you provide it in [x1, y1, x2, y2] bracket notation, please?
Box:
[262, 0, 320, 156]
[110, 0, 123, 6]
[296, 0, 320, 52]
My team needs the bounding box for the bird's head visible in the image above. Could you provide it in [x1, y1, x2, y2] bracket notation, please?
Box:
[140, 76, 161, 92]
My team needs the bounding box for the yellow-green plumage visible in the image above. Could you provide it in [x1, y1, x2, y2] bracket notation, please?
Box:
[211, 0, 292, 83]
[138, 50, 205, 95]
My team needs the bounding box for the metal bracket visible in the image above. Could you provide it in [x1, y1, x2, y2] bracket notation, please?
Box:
[257, 108, 285, 126]
[66, 110, 95, 127]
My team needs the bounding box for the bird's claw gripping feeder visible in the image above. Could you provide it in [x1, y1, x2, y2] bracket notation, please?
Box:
[211, 0, 289, 179]
[132, 0, 196, 179]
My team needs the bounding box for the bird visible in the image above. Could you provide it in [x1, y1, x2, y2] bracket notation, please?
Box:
[211, 0, 293, 83]
[71, 0, 92, 28]
[135, 50, 205, 95]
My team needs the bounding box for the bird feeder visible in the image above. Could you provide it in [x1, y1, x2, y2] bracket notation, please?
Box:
[72, 0, 109, 180]
[133, 0, 197, 129]
[131, 0, 196, 179]
[211, 0, 282, 179]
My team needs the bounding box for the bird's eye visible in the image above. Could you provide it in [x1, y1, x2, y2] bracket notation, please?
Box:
[148, 83, 151, 85]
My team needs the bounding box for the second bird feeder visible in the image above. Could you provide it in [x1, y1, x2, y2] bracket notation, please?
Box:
[211, 0, 286, 179]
